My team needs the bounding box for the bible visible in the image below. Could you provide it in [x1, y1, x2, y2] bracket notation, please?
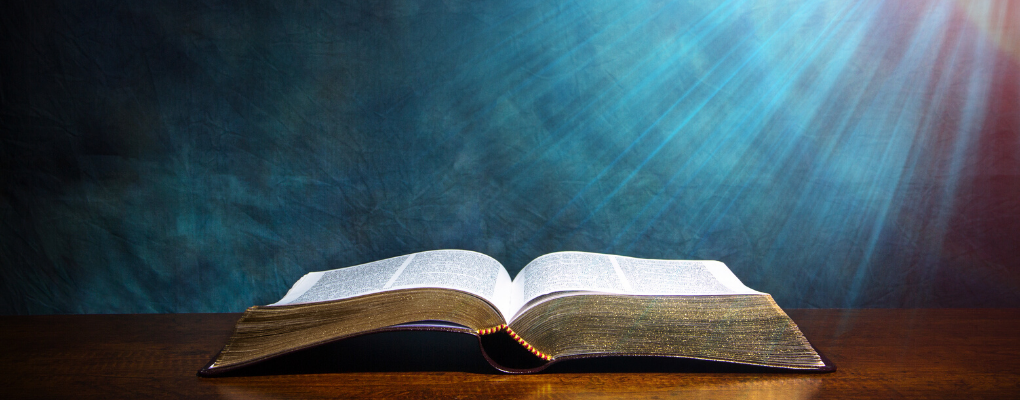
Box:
[198, 250, 833, 375]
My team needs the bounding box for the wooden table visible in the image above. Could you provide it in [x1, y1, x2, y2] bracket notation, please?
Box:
[1, 309, 1018, 399]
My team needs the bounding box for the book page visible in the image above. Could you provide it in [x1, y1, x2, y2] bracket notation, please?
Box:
[613, 256, 760, 295]
[509, 252, 625, 316]
[509, 252, 761, 318]
[271, 250, 513, 317]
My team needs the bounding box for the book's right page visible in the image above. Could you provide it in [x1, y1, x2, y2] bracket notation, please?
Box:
[506, 252, 829, 371]
[509, 252, 762, 319]
[612, 256, 762, 295]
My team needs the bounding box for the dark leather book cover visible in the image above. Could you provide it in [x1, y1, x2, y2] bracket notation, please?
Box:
[198, 322, 835, 376]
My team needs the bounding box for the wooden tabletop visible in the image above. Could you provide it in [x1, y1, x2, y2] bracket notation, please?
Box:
[1, 309, 1018, 399]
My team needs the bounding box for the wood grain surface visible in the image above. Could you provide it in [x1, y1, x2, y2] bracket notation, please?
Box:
[1, 309, 1018, 399]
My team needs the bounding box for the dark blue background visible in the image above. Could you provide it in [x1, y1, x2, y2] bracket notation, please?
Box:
[2, 0, 1018, 314]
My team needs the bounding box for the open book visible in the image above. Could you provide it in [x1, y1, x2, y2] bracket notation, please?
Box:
[199, 250, 833, 375]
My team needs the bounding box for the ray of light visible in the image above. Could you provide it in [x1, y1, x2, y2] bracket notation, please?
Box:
[605, 0, 870, 251]
[526, 0, 824, 245]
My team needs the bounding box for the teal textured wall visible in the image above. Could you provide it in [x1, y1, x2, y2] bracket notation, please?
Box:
[1, 0, 1018, 313]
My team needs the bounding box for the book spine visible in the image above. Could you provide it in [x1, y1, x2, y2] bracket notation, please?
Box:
[477, 324, 552, 361]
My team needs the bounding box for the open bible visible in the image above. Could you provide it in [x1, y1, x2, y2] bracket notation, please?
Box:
[198, 250, 833, 375]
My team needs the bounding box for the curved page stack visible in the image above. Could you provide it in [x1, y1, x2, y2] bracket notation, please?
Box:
[199, 250, 834, 375]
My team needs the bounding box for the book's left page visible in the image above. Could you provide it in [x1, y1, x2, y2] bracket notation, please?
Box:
[272, 250, 513, 318]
